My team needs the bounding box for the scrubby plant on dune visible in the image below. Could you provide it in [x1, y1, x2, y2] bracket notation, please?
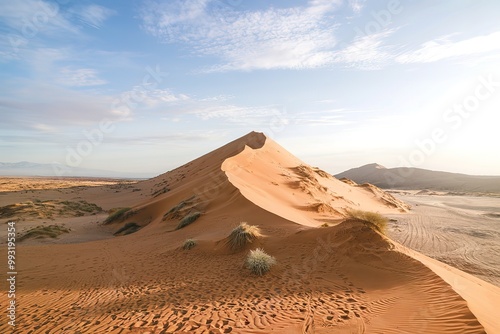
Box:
[104, 207, 132, 224]
[182, 238, 197, 250]
[346, 209, 388, 234]
[176, 211, 201, 230]
[19, 224, 70, 241]
[113, 222, 141, 236]
[246, 248, 276, 276]
[227, 222, 262, 251]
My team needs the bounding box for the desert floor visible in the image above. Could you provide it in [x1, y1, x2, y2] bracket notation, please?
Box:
[387, 191, 500, 287]
[0, 133, 499, 333]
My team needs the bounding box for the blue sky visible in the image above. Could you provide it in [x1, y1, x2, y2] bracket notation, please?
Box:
[1, 0, 500, 177]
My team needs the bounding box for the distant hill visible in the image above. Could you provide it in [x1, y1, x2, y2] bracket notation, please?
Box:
[0, 161, 151, 179]
[335, 163, 500, 193]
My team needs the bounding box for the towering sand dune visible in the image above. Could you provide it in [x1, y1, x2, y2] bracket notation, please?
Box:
[1, 131, 498, 333]
[129, 131, 409, 231]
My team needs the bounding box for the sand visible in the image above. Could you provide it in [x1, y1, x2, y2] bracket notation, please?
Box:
[387, 192, 500, 287]
[0, 131, 498, 333]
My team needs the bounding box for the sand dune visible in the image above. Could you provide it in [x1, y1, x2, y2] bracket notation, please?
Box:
[1, 131, 498, 333]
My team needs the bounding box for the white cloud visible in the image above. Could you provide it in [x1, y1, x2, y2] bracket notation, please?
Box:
[349, 0, 366, 14]
[140, 0, 345, 71]
[57, 67, 107, 86]
[331, 30, 394, 69]
[396, 31, 500, 64]
[188, 104, 285, 124]
[0, 0, 80, 36]
[139, 88, 190, 106]
[76, 5, 116, 29]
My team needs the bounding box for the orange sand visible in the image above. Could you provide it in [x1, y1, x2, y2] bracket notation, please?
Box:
[0, 132, 497, 333]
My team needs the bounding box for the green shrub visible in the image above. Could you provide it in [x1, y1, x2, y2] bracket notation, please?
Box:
[227, 222, 262, 251]
[176, 211, 201, 230]
[104, 207, 132, 224]
[182, 239, 197, 250]
[246, 248, 276, 276]
[346, 209, 388, 234]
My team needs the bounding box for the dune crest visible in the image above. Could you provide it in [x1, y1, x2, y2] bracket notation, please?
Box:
[222, 133, 409, 227]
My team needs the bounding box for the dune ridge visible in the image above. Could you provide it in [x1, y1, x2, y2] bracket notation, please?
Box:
[1, 131, 497, 333]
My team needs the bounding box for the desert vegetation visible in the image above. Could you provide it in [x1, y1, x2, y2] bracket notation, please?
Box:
[104, 207, 133, 224]
[176, 212, 201, 230]
[246, 248, 276, 276]
[163, 195, 197, 220]
[182, 238, 197, 250]
[19, 224, 70, 241]
[346, 209, 388, 234]
[226, 222, 262, 251]
[113, 222, 141, 236]
[0, 200, 102, 220]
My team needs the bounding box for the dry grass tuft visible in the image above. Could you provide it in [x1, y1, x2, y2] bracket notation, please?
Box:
[113, 222, 141, 236]
[104, 207, 132, 224]
[182, 239, 197, 250]
[246, 248, 276, 276]
[227, 222, 262, 251]
[19, 224, 70, 241]
[346, 209, 388, 234]
[176, 212, 201, 230]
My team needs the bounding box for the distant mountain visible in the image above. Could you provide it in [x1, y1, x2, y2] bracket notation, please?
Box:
[0, 161, 151, 179]
[335, 163, 500, 193]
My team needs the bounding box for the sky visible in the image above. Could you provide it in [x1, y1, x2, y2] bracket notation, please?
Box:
[1, 0, 500, 177]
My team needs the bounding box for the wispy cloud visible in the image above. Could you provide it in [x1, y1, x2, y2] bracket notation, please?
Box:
[57, 67, 107, 86]
[0, 0, 79, 35]
[140, 1, 500, 71]
[331, 30, 394, 70]
[396, 31, 500, 64]
[348, 0, 366, 14]
[123, 87, 190, 107]
[140, 0, 345, 71]
[188, 104, 283, 123]
[0, 82, 124, 129]
[74, 5, 116, 29]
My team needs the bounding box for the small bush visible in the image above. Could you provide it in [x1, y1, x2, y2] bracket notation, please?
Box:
[182, 239, 197, 250]
[104, 207, 132, 224]
[227, 222, 262, 251]
[164, 202, 187, 220]
[246, 248, 276, 276]
[176, 211, 201, 230]
[346, 209, 388, 234]
[114, 222, 141, 236]
[163, 195, 197, 220]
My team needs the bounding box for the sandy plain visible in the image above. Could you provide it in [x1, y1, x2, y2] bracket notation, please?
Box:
[387, 191, 500, 287]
